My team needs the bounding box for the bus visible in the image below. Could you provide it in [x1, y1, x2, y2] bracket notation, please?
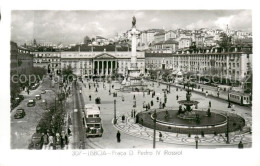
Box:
[83, 104, 103, 137]
[228, 91, 251, 106]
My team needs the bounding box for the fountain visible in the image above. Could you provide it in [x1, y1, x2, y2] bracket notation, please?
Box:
[137, 81, 246, 134]
[177, 82, 199, 120]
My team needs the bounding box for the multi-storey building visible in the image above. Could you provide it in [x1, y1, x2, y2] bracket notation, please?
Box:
[32, 47, 145, 77]
[152, 39, 178, 53]
[33, 51, 61, 74]
[11, 41, 34, 76]
[145, 45, 252, 86]
[165, 30, 177, 40]
[145, 53, 173, 70]
[154, 32, 166, 43]
[10, 41, 18, 75]
[178, 38, 192, 49]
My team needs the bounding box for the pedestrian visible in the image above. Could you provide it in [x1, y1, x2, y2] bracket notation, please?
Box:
[238, 141, 243, 149]
[159, 132, 163, 141]
[43, 132, 49, 146]
[89, 95, 91, 101]
[162, 102, 165, 108]
[55, 133, 61, 149]
[176, 95, 179, 100]
[68, 128, 71, 136]
[116, 131, 121, 143]
[65, 134, 68, 149]
[122, 115, 125, 123]
[49, 134, 54, 149]
[135, 114, 139, 123]
[209, 101, 211, 107]
[133, 110, 136, 118]
[131, 110, 133, 117]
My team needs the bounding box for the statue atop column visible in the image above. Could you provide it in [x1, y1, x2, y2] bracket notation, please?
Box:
[132, 16, 136, 27]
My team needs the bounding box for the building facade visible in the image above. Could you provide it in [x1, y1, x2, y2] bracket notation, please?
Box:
[33, 51, 61, 74]
[145, 46, 252, 85]
[178, 38, 192, 49]
[11, 41, 34, 76]
[32, 50, 145, 77]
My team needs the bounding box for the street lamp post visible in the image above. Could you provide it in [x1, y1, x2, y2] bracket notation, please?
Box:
[42, 99, 47, 110]
[114, 99, 117, 124]
[195, 135, 199, 149]
[153, 109, 157, 149]
[226, 115, 230, 144]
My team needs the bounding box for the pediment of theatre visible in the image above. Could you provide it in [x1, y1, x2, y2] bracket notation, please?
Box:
[94, 53, 116, 59]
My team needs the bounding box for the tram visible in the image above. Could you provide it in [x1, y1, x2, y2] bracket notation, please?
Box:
[83, 104, 103, 137]
[228, 91, 251, 106]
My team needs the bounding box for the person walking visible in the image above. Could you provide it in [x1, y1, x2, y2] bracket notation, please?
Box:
[48, 134, 54, 150]
[122, 115, 125, 123]
[176, 95, 179, 100]
[159, 132, 163, 141]
[133, 110, 136, 118]
[116, 131, 121, 143]
[209, 101, 211, 107]
[64, 134, 69, 149]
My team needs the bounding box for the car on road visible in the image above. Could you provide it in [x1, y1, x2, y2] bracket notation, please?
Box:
[14, 109, 26, 119]
[28, 133, 43, 150]
[31, 83, 39, 90]
[35, 94, 41, 100]
[41, 90, 46, 94]
[27, 99, 36, 107]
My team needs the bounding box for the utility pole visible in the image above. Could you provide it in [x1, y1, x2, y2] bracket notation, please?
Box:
[226, 115, 230, 144]
[153, 109, 157, 149]
[114, 99, 117, 124]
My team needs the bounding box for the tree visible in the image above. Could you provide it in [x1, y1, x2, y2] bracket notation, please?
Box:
[84, 35, 91, 44]
[62, 65, 74, 82]
[31, 67, 47, 81]
[33, 39, 37, 46]
[217, 32, 232, 49]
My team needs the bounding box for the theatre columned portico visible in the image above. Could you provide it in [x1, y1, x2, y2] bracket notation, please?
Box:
[93, 53, 118, 76]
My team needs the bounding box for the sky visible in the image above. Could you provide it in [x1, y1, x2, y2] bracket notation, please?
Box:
[11, 10, 252, 45]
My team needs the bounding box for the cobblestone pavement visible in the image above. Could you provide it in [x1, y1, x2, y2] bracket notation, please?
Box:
[114, 114, 252, 147]
[78, 78, 252, 148]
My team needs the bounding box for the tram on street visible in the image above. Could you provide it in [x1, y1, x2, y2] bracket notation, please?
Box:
[83, 104, 103, 137]
[228, 91, 251, 106]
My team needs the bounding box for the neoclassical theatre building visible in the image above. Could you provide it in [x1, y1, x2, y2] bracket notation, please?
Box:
[33, 47, 145, 77]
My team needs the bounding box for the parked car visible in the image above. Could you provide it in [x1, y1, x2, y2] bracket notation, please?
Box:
[18, 95, 24, 101]
[27, 99, 36, 107]
[41, 90, 46, 94]
[14, 109, 25, 119]
[35, 94, 41, 100]
[31, 83, 39, 90]
[28, 133, 43, 150]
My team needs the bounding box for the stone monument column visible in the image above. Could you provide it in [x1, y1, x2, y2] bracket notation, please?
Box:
[130, 28, 140, 69]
